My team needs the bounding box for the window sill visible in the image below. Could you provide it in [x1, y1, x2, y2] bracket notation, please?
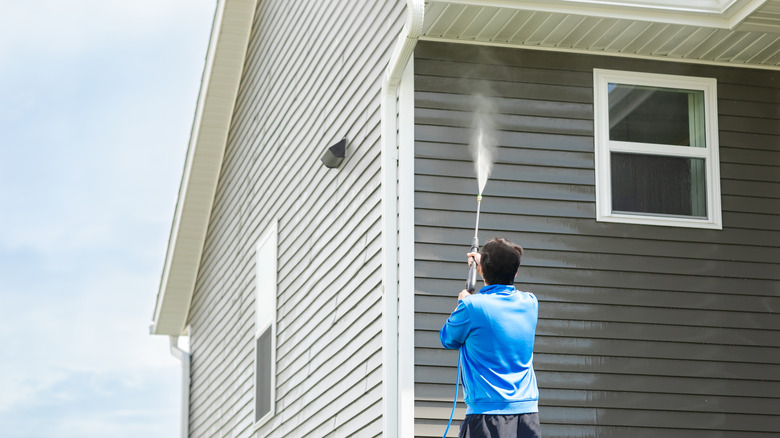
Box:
[597, 212, 722, 229]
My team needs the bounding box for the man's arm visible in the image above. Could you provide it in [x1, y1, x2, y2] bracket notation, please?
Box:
[439, 251, 481, 349]
[439, 299, 471, 349]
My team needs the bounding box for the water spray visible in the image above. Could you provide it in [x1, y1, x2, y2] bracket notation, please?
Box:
[464, 94, 496, 293]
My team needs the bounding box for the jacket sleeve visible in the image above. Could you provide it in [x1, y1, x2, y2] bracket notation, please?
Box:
[439, 299, 472, 349]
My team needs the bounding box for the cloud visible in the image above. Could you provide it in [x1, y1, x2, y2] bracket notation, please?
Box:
[0, 1, 215, 436]
[0, 0, 212, 62]
[0, 0, 214, 255]
[0, 240, 180, 409]
[0, 369, 180, 438]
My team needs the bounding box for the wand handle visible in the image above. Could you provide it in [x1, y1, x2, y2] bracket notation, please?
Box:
[465, 237, 479, 293]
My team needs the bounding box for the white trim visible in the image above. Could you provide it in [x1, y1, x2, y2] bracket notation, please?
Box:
[728, 0, 770, 29]
[380, 83, 399, 438]
[608, 141, 710, 158]
[253, 221, 278, 429]
[418, 36, 780, 72]
[443, 0, 760, 14]
[398, 58, 416, 438]
[382, 2, 424, 437]
[593, 69, 722, 229]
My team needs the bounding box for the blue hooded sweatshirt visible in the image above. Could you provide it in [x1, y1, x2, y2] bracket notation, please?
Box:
[439, 284, 539, 415]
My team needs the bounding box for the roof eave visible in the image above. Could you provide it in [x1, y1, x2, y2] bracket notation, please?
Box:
[424, 0, 780, 69]
[151, 0, 257, 336]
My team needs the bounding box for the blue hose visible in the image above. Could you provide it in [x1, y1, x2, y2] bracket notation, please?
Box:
[443, 351, 461, 438]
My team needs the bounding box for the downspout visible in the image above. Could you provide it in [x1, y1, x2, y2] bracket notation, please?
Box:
[381, 1, 424, 437]
[169, 336, 190, 438]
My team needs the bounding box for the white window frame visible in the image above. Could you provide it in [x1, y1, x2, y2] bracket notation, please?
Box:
[254, 221, 277, 428]
[593, 69, 722, 229]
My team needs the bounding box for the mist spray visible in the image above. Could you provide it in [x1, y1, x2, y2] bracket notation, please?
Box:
[465, 94, 497, 292]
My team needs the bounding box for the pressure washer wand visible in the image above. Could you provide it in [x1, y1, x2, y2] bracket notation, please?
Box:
[465, 194, 482, 293]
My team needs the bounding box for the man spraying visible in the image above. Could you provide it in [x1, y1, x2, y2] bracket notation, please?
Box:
[440, 237, 541, 438]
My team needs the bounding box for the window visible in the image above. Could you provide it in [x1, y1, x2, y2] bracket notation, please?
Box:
[255, 221, 277, 425]
[593, 69, 722, 229]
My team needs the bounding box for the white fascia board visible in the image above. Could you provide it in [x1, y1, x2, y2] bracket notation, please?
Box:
[151, 0, 257, 336]
[439, 0, 768, 28]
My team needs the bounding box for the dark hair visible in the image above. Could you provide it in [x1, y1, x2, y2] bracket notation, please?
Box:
[480, 237, 523, 285]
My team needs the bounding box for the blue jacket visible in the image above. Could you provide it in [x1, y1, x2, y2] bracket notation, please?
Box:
[439, 284, 539, 415]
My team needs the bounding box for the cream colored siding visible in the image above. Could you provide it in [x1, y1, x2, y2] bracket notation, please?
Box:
[186, 0, 405, 436]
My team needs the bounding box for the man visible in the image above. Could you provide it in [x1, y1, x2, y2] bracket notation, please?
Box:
[440, 237, 541, 438]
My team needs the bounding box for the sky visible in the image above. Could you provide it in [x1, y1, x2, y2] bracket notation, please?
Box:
[0, 1, 216, 436]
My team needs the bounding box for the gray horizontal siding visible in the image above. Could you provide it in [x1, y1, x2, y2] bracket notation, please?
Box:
[187, 1, 405, 437]
[414, 41, 780, 437]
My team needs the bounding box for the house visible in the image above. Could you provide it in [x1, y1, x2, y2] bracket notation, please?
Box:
[150, 0, 780, 436]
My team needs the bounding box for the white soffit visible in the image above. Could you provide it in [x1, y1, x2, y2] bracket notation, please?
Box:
[423, 0, 780, 67]
[151, 0, 257, 336]
[436, 0, 770, 27]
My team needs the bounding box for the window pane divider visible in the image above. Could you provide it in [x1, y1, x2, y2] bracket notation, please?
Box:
[608, 140, 709, 158]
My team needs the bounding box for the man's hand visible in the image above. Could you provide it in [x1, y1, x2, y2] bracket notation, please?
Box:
[467, 251, 481, 270]
[463, 252, 483, 300]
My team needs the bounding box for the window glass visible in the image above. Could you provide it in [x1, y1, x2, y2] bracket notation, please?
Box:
[611, 153, 706, 217]
[608, 84, 706, 147]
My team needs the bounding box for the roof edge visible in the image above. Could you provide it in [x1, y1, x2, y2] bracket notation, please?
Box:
[151, 0, 258, 336]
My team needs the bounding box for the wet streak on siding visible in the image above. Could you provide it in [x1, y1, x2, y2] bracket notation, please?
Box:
[186, 1, 405, 437]
[414, 41, 780, 437]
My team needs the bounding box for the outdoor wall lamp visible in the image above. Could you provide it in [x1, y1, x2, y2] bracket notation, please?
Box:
[320, 137, 346, 168]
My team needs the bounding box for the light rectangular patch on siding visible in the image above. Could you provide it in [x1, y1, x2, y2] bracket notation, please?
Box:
[255, 221, 277, 426]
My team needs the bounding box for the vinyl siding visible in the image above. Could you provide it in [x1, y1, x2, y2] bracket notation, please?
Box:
[414, 41, 780, 437]
[186, 1, 405, 437]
